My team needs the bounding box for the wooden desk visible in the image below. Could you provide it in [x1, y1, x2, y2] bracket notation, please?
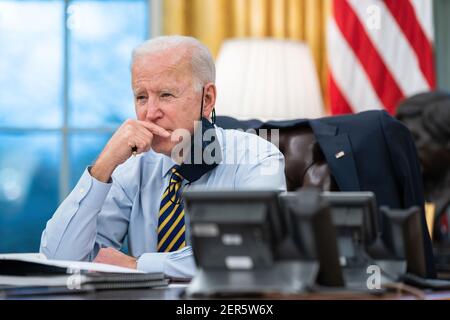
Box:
[4, 284, 450, 300]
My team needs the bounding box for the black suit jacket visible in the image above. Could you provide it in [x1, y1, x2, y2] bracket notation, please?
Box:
[216, 110, 435, 278]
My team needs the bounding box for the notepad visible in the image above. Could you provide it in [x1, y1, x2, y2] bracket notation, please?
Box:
[0, 273, 169, 298]
[0, 253, 142, 274]
[0, 254, 169, 295]
[0, 273, 168, 289]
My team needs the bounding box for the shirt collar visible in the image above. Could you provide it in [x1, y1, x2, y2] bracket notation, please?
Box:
[160, 124, 224, 180]
[162, 154, 178, 178]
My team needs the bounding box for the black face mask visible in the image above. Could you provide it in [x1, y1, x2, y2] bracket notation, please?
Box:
[177, 87, 222, 183]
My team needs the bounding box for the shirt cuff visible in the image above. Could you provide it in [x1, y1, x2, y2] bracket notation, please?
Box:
[75, 166, 112, 210]
[136, 247, 196, 279]
[136, 252, 168, 274]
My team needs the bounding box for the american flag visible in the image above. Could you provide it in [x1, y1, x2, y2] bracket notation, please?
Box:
[327, 0, 436, 115]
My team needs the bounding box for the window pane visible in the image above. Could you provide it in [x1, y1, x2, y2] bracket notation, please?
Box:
[0, 133, 61, 253]
[69, 132, 112, 188]
[0, 1, 63, 128]
[68, 0, 148, 128]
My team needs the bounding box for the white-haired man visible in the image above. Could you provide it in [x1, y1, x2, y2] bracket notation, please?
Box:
[40, 36, 286, 279]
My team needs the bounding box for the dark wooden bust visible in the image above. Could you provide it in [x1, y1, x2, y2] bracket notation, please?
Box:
[396, 91, 450, 243]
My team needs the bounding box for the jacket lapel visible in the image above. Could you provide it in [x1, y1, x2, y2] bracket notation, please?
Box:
[309, 120, 361, 191]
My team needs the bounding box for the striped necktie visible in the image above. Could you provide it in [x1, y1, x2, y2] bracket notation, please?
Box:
[157, 165, 186, 252]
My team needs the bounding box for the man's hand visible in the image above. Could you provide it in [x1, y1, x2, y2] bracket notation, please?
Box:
[93, 247, 138, 270]
[91, 119, 170, 182]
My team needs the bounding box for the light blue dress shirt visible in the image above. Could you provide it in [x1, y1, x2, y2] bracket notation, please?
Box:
[40, 126, 286, 278]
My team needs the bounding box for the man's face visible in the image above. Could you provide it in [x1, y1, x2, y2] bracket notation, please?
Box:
[131, 49, 202, 156]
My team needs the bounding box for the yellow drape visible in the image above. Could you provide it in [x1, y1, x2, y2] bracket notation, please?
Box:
[425, 202, 436, 240]
[163, 0, 331, 112]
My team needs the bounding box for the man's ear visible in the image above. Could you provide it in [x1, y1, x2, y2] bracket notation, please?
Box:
[202, 83, 216, 119]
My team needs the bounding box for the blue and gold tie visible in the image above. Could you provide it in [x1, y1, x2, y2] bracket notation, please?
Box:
[157, 165, 186, 252]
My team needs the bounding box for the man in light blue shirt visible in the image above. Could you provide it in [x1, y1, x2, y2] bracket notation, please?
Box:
[40, 36, 286, 279]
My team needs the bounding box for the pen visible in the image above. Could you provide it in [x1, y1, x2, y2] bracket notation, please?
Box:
[131, 146, 137, 157]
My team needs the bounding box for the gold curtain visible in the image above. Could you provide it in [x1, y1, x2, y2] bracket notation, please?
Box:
[163, 0, 331, 110]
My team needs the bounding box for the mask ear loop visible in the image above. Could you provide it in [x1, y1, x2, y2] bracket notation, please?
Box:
[212, 108, 216, 125]
[199, 86, 205, 121]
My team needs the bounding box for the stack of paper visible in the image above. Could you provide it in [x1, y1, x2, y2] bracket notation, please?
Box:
[0, 253, 168, 297]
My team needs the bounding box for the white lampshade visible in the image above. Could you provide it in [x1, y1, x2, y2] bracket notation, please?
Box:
[214, 38, 324, 121]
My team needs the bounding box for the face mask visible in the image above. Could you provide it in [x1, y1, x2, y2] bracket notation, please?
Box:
[177, 88, 222, 183]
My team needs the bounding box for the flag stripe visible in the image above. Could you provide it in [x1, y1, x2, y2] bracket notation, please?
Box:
[410, 0, 434, 42]
[347, 0, 430, 97]
[328, 72, 353, 115]
[327, 18, 384, 112]
[333, 0, 404, 114]
[384, 0, 436, 88]
[328, 0, 436, 116]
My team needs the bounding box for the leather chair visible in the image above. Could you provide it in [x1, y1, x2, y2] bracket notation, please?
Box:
[269, 125, 339, 192]
[216, 115, 339, 192]
[216, 113, 436, 278]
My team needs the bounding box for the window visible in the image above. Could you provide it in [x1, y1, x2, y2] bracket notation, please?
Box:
[0, 0, 149, 253]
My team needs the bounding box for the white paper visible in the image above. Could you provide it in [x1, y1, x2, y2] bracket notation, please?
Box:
[0, 275, 74, 287]
[40, 259, 143, 274]
[0, 253, 142, 274]
[0, 253, 47, 261]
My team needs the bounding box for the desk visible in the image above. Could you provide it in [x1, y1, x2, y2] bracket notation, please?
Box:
[2, 284, 186, 300]
[5, 284, 450, 300]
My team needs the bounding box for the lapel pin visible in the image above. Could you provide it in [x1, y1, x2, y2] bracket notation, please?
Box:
[335, 151, 345, 159]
